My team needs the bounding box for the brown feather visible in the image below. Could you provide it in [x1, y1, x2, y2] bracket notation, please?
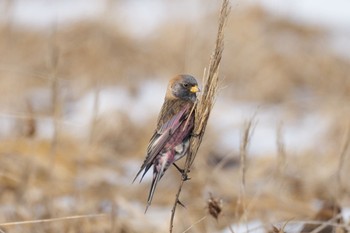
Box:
[156, 99, 194, 132]
[165, 75, 185, 100]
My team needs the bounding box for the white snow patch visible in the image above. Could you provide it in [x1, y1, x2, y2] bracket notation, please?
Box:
[210, 99, 329, 156]
[221, 220, 265, 233]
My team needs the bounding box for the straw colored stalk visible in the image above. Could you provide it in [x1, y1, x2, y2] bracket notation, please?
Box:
[169, 0, 231, 232]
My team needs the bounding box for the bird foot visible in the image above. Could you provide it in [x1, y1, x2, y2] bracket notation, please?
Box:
[173, 163, 191, 181]
[181, 172, 191, 181]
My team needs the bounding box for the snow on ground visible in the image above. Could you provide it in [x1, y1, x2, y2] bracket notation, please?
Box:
[208, 97, 329, 156]
[221, 220, 266, 233]
[40, 84, 334, 158]
[0, 80, 331, 157]
[64, 81, 330, 156]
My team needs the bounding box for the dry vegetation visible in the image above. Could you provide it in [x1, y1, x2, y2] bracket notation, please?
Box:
[0, 1, 350, 233]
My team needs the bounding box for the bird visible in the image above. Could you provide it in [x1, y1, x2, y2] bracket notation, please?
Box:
[133, 74, 200, 212]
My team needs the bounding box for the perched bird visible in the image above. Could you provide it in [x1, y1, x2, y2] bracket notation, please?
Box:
[133, 74, 200, 212]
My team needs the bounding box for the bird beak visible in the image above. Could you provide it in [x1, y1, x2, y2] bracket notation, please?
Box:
[190, 85, 200, 93]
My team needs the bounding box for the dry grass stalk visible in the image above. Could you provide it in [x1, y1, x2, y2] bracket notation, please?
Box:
[0, 214, 107, 227]
[109, 202, 118, 233]
[47, 27, 61, 216]
[308, 213, 343, 233]
[293, 220, 350, 231]
[270, 221, 288, 233]
[186, 0, 230, 169]
[271, 225, 284, 233]
[300, 201, 345, 233]
[48, 27, 60, 166]
[182, 216, 207, 233]
[22, 100, 36, 137]
[336, 121, 350, 199]
[228, 225, 235, 233]
[240, 117, 255, 192]
[1, 0, 13, 36]
[236, 115, 256, 226]
[276, 121, 286, 177]
[89, 81, 101, 145]
[169, 0, 230, 232]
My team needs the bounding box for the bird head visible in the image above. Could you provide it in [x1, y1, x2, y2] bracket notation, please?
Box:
[167, 75, 200, 102]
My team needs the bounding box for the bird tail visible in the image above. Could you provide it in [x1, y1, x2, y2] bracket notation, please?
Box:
[132, 163, 152, 184]
[144, 169, 162, 213]
[132, 169, 142, 184]
[144, 158, 170, 213]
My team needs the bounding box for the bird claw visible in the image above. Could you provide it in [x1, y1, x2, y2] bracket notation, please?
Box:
[173, 163, 191, 181]
[182, 172, 191, 181]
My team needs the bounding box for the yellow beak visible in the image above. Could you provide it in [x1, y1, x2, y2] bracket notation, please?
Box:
[190, 85, 200, 93]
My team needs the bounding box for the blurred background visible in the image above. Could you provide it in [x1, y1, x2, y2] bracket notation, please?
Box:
[0, 0, 350, 232]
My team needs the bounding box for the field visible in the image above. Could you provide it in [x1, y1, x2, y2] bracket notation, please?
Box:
[0, 1, 350, 233]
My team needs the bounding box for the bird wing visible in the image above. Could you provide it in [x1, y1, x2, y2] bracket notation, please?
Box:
[132, 106, 190, 183]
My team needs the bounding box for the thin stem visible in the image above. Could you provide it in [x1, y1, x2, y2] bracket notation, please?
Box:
[169, 0, 230, 232]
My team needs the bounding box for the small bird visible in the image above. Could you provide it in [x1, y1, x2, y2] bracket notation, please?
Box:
[133, 74, 200, 212]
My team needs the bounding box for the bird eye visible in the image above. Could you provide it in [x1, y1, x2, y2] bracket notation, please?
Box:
[183, 83, 189, 88]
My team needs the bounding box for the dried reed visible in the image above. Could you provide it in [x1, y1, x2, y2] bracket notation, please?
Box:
[336, 121, 350, 200]
[48, 27, 60, 156]
[0, 214, 107, 227]
[169, 0, 231, 232]
[276, 121, 286, 177]
[236, 114, 256, 230]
